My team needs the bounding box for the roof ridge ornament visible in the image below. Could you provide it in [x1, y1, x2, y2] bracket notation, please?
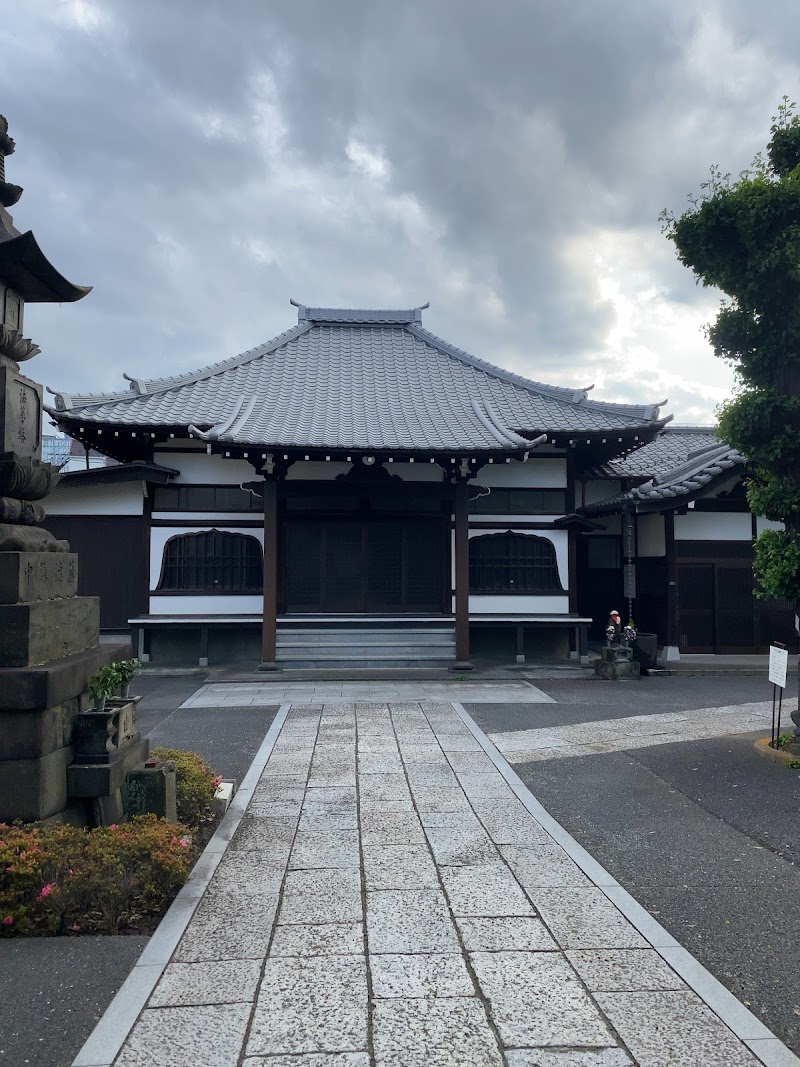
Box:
[122, 372, 146, 394]
[0, 115, 23, 207]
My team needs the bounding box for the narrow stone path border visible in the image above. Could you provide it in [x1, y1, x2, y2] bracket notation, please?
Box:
[72, 704, 292, 1067]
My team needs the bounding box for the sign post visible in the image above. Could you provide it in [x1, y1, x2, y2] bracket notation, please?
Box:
[768, 642, 788, 746]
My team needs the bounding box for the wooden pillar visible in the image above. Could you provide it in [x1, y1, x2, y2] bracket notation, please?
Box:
[664, 510, 679, 660]
[515, 624, 525, 664]
[453, 476, 473, 670]
[259, 474, 279, 671]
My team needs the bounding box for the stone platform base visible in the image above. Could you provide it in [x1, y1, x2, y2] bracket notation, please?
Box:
[0, 642, 132, 822]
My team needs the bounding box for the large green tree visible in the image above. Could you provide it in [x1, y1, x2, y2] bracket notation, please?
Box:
[661, 99, 800, 603]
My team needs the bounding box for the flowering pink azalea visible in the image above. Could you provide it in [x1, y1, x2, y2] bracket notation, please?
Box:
[179, 837, 189, 848]
[109, 824, 118, 831]
[69, 923, 81, 932]
[38, 883, 56, 899]
[1, 916, 13, 925]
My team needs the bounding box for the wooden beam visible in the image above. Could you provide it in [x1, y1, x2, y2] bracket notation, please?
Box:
[453, 476, 473, 670]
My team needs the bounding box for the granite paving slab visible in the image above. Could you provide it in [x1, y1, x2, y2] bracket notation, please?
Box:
[83, 699, 777, 1067]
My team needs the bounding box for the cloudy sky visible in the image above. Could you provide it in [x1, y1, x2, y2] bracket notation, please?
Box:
[4, 1, 798, 424]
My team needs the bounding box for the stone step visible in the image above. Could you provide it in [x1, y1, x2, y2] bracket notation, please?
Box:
[279, 658, 457, 669]
[277, 627, 456, 644]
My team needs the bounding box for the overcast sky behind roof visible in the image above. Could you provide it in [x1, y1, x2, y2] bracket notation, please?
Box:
[4, 0, 798, 424]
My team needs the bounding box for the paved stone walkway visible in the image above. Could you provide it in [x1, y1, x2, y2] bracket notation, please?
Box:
[80, 700, 795, 1067]
[489, 699, 798, 763]
[180, 681, 554, 707]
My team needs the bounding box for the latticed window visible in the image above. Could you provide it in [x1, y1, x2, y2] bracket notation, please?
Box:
[157, 530, 263, 593]
[469, 532, 563, 594]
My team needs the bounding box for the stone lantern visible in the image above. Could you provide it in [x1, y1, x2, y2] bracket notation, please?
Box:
[0, 116, 146, 823]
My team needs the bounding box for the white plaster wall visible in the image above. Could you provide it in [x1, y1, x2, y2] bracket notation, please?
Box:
[674, 512, 753, 541]
[756, 517, 784, 534]
[46, 482, 144, 516]
[474, 457, 566, 488]
[467, 594, 571, 615]
[583, 480, 622, 506]
[389, 462, 444, 482]
[287, 461, 352, 481]
[154, 451, 254, 485]
[148, 595, 263, 615]
[637, 513, 666, 557]
[150, 525, 264, 591]
[471, 515, 557, 525]
[461, 527, 569, 592]
[152, 513, 263, 523]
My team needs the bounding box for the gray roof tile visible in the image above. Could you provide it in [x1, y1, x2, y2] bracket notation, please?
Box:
[49, 307, 670, 453]
[584, 431, 745, 514]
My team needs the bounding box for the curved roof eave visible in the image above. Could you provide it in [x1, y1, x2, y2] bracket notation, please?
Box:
[0, 230, 91, 302]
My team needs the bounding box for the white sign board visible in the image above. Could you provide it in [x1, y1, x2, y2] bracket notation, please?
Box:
[769, 645, 788, 688]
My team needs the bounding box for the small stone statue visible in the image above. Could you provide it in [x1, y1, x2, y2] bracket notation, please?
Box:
[605, 610, 622, 645]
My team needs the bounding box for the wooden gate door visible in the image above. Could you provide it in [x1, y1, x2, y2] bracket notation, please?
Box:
[677, 564, 715, 652]
[714, 564, 754, 652]
[285, 519, 444, 613]
[678, 562, 754, 652]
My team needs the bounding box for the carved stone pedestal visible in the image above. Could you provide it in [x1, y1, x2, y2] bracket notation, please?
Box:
[594, 643, 641, 681]
[0, 550, 134, 823]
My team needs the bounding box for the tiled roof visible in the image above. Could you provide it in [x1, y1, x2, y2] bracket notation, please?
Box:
[48, 307, 670, 453]
[598, 426, 721, 479]
[584, 433, 745, 514]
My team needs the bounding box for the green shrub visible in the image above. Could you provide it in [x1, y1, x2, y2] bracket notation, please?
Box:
[0, 816, 192, 936]
[151, 748, 221, 832]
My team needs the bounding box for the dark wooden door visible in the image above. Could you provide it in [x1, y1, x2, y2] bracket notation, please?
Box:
[677, 564, 715, 652]
[678, 562, 754, 652]
[285, 519, 444, 612]
[714, 564, 754, 651]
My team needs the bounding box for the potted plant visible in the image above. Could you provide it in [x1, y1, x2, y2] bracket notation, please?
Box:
[88, 665, 118, 713]
[114, 659, 140, 700]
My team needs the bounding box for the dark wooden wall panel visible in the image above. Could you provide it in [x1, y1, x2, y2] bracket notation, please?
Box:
[42, 516, 147, 629]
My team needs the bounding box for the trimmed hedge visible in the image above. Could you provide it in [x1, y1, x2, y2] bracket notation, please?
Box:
[151, 748, 222, 832]
[0, 816, 192, 936]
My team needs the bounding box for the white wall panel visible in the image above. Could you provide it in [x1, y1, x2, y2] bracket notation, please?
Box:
[583, 479, 622, 505]
[674, 512, 752, 541]
[756, 517, 784, 534]
[467, 595, 571, 614]
[150, 525, 264, 591]
[46, 482, 144, 516]
[155, 451, 254, 485]
[475, 457, 566, 488]
[467, 527, 569, 590]
[637, 514, 666, 557]
[148, 595, 263, 615]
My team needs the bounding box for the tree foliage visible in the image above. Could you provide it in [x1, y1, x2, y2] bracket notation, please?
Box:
[661, 98, 800, 600]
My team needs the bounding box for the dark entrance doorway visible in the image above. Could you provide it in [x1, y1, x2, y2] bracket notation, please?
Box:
[284, 518, 445, 613]
[677, 561, 754, 653]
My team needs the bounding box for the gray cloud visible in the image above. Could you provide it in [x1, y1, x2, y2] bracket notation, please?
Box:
[4, 0, 798, 420]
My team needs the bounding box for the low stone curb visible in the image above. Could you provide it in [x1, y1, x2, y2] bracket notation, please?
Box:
[753, 736, 800, 767]
[70, 704, 292, 1067]
[451, 701, 800, 1067]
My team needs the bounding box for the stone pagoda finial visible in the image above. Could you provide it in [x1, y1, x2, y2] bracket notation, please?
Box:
[0, 116, 23, 207]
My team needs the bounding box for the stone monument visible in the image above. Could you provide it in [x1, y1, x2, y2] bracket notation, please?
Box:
[0, 115, 147, 823]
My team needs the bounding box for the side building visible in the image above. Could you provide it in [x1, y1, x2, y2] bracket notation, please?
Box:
[578, 427, 797, 656]
[44, 304, 671, 668]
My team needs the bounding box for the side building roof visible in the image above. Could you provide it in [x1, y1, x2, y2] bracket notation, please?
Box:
[583, 428, 745, 515]
[48, 305, 671, 459]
